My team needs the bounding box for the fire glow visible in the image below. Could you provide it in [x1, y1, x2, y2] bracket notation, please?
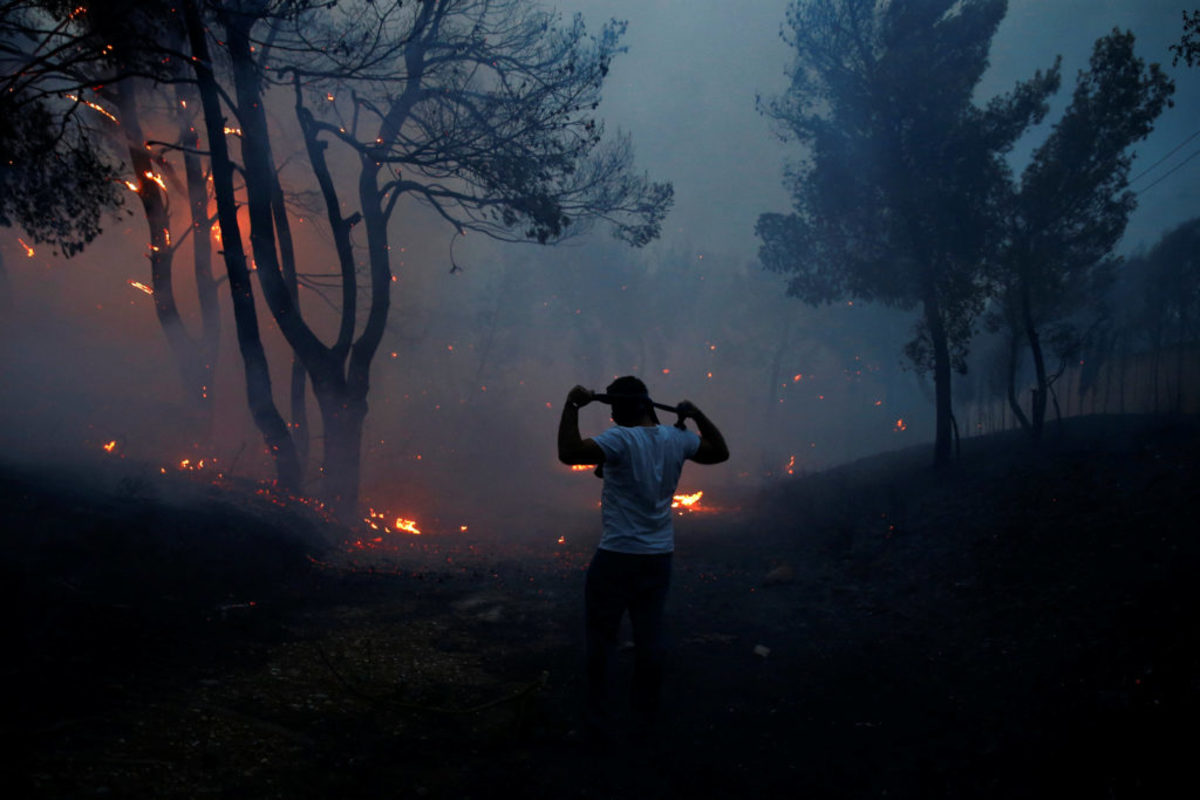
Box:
[143, 171, 166, 191]
[672, 490, 703, 510]
[364, 508, 422, 536]
[128, 280, 153, 295]
[17, 237, 34, 257]
[65, 93, 118, 124]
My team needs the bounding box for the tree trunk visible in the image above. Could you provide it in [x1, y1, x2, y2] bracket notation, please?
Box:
[178, 83, 220, 438]
[316, 388, 367, 520]
[1004, 327, 1031, 432]
[270, 171, 309, 469]
[116, 78, 216, 431]
[184, 0, 301, 490]
[923, 293, 953, 468]
[1021, 282, 1048, 443]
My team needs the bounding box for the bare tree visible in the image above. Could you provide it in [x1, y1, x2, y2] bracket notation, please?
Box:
[185, 0, 671, 515]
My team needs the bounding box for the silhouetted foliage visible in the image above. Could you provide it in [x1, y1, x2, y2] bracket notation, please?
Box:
[991, 29, 1173, 442]
[1169, 9, 1200, 67]
[756, 0, 1058, 466]
[0, 3, 125, 255]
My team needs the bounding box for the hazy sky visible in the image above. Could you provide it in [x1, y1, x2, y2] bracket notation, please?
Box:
[553, 0, 1200, 257]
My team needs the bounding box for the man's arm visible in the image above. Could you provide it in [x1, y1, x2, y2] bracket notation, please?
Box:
[677, 401, 729, 465]
[557, 385, 607, 466]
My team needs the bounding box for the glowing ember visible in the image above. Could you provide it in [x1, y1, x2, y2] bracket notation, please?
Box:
[102, 440, 117, 453]
[223, 126, 243, 136]
[785, 455, 796, 475]
[570, 464, 595, 472]
[362, 508, 423, 537]
[894, 418, 907, 432]
[65, 93, 118, 123]
[558, 536, 566, 544]
[128, 280, 153, 295]
[123, 179, 140, 192]
[17, 237, 34, 257]
[672, 490, 703, 510]
[143, 170, 166, 191]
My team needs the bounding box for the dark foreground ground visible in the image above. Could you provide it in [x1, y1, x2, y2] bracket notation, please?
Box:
[2, 414, 1198, 799]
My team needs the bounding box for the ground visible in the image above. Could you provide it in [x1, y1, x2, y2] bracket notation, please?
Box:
[2, 414, 1197, 799]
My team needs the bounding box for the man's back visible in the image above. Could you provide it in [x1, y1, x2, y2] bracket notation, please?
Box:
[592, 424, 700, 554]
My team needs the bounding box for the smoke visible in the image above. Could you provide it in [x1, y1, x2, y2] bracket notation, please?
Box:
[3, 0, 1197, 541]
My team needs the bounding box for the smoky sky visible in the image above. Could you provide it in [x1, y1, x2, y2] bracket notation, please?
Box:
[553, 0, 1200, 256]
[2, 0, 1198, 535]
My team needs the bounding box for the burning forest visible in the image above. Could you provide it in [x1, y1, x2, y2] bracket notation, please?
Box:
[3, 0, 1200, 797]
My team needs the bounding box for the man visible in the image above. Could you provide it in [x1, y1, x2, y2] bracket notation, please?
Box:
[557, 375, 729, 747]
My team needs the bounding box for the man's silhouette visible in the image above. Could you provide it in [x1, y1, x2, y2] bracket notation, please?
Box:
[558, 375, 729, 747]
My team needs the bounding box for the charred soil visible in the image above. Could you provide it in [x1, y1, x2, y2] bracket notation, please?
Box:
[3, 414, 1198, 799]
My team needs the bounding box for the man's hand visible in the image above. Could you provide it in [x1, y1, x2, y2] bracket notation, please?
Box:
[676, 400, 699, 420]
[676, 400, 729, 465]
[559, 385, 605, 466]
[567, 385, 595, 408]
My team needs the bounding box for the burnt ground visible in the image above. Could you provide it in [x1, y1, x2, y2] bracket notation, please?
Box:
[2, 413, 1198, 799]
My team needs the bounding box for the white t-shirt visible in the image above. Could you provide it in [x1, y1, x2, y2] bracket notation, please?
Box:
[591, 424, 701, 554]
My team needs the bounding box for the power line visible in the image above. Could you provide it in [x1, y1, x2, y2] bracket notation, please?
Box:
[1135, 145, 1200, 196]
[1129, 127, 1200, 186]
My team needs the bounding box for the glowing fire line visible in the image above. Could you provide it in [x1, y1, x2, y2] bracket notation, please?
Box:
[65, 93, 118, 124]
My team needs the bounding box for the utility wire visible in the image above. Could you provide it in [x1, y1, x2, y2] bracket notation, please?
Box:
[1135, 145, 1200, 196]
[1128, 127, 1200, 186]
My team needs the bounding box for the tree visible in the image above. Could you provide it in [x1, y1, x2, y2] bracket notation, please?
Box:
[185, 0, 672, 515]
[756, 0, 1059, 466]
[1, 2, 124, 256]
[992, 29, 1173, 442]
[1169, 9, 1200, 67]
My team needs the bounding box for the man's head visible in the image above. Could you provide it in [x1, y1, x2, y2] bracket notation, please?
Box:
[606, 375, 658, 427]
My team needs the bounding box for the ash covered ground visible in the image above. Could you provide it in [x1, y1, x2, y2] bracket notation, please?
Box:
[2, 414, 1198, 799]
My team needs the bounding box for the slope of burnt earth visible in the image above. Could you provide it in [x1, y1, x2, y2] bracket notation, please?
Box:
[2, 414, 1197, 799]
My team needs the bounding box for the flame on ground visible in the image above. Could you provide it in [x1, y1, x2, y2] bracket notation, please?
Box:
[129, 280, 153, 295]
[672, 490, 703, 510]
[569, 464, 595, 472]
[17, 238, 34, 257]
[363, 508, 422, 536]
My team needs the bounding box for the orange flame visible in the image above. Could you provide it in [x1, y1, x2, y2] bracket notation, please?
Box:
[569, 464, 595, 472]
[102, 440, 117, 453]
[65, 93, 118, 124]
[143, 170, 166, 191]
[129, 280, 153, 295]
[394, 518, 421, 535]
[123, 179, 140, 192]
[672, 490, 703, 509]
[17, 237, 34, 257]
[894, 418, 907, 432]
[363, 508, 422, 536]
